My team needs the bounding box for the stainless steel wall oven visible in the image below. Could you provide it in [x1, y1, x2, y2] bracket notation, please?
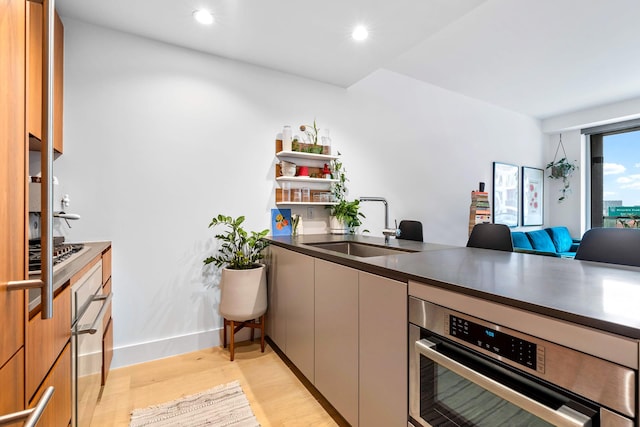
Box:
[409, 296, 637, 427]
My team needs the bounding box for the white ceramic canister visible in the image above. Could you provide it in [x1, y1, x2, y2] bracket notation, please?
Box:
[282, 125, 292, 151]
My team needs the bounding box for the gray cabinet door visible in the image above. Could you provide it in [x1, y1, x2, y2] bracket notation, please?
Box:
[359, 271, 407, 427]
[267, 246, 315, 381]
[283, 250, 315, 382]
[266, 246, 286, 349]
[315, 259, 359, 427]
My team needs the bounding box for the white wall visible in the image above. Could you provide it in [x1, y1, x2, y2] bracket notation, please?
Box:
[543, 130, 584, 238]
[541, 95, 640, 238]
[53, 18, 545, 367]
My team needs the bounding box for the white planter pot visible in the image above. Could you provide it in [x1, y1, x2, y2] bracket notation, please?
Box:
[219, 264, 267, 321]
[329, 216, 349, 235]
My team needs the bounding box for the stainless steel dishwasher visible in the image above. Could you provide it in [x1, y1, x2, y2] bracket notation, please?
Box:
[71, 259, 112, 427]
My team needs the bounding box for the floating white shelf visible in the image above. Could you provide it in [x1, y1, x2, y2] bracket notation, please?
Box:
[276, 176, 338, 184]
[276, 150, 339, 161]
[276, 202, 337, 206]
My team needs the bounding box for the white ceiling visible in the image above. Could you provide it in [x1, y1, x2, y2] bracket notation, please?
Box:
[56, 0, 640, 119]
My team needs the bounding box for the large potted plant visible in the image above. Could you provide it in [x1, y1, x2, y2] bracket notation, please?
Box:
[328, 155, 365, 234]
[203, 214, 270, 360]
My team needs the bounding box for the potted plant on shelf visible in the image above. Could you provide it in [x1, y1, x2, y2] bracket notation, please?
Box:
[299, 119, 324, 154]
[203, 214, 270, 360]
[546, 134, 578, 202]
[327, 155, 365, 234]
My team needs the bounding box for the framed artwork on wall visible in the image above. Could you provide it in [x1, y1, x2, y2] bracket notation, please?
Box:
[522, 166, 544, 226]
[493, 162, 519, 227]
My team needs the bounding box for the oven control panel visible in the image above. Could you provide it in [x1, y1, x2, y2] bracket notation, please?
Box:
[448, 314, 544, 372]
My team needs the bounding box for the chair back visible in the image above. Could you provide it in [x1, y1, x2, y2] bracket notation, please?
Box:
[398, 220, 423, 242]
[467, 223, 514, 252]
[574, 228, 640, 267]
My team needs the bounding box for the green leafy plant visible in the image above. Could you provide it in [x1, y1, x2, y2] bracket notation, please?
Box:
[332, 199, 365, 229]
[204, 214, 270, 269]
[299, 119, 320, 145]
[546, 134, 578, 202]
[327, 153, 365, 232]
[546, 157, 578, 202]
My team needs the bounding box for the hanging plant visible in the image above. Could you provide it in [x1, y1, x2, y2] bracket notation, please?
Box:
[545, 134, 578, 202]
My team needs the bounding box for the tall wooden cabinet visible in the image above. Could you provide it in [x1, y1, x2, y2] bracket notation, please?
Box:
[27, 1, 64, 154]
[2, 1, 68, 424]
[0, 0, 28, 423]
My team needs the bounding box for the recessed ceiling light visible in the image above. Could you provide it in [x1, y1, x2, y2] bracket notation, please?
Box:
[352, 25, 368, 41]
[193, 10, 214, 25]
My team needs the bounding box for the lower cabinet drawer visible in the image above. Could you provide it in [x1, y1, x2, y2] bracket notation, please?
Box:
[102, 278, 112, 332]
[27, 284, 71, 399]
[0, 348, 25, 427]
[29, 342, 72, 427]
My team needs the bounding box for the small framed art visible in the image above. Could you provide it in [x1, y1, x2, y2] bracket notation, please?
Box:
[522, 166, 544, 226]
[493, 162, 519, 227]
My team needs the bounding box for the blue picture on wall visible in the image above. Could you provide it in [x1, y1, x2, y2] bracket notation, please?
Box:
[271, 208, 292, 236]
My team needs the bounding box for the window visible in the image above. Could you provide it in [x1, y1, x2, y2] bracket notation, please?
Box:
[585, 121, 640, 228]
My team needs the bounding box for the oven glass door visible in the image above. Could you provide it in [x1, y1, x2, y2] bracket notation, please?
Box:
[410, 333, 597, 427]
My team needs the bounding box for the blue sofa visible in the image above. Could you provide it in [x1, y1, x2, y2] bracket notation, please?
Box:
[512, 226, 581, 258]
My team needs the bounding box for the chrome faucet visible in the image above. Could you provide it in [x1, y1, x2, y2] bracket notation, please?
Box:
[359, 196, 398, 243]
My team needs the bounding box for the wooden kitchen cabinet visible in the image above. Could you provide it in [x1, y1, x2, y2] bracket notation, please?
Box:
[102, 246, 113, 385]
[266, 246, 315, 382]
[26, 284, 71, 401]
[358, 272, 407, 427]
[314, 259, 359, 427]
[29, 343, 72, 427]
[0, 0, 27, 422]
[0, 350, 25, 427]
[27, 2, 64, 154]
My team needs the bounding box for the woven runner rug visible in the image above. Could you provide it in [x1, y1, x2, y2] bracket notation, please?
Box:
[129, 380, 260, 427]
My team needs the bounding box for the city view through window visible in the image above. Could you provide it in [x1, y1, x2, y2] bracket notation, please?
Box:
[603, 129, 640, 228]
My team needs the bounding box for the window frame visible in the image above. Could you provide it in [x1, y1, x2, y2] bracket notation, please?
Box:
[583, 119, 640, 228]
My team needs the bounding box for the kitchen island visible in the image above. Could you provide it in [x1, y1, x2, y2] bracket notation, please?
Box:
[266, 234, 640, 427]
[267, 234, 640, 339]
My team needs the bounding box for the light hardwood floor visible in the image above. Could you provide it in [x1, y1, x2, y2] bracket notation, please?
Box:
[91, 341, 343, 426]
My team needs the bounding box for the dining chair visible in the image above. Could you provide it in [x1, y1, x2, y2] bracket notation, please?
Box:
[397, 220, 423, 242]
[574, 228, 640, 267]
[466, 223, 514, 252]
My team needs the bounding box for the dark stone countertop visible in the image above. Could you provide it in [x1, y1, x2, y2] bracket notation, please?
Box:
[267, 234, 640, 339]
[28, 241, 111, 313]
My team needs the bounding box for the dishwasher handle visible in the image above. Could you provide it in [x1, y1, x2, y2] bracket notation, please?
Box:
[416, 339, 593, 427]
[75, 292, 112, 335]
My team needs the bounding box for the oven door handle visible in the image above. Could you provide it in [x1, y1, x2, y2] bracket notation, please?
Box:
[75, 292, 112, 335]
[416, 339, 593, 427]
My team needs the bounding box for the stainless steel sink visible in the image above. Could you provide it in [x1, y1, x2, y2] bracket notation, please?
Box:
[304, 241, 418, 258]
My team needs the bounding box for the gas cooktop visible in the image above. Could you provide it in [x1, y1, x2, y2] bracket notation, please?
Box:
[29, 238, 85, 273]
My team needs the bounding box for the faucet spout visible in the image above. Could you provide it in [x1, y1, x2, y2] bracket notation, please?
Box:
[359, 196, 388, 228]
[359, 196, 397, 243]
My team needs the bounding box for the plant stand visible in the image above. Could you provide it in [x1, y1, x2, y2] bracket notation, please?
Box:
[223, 316, 265, 362]
[219, 264, 268, 361]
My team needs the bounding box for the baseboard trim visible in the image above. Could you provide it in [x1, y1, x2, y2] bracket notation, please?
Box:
[112, 326, 259, 369]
